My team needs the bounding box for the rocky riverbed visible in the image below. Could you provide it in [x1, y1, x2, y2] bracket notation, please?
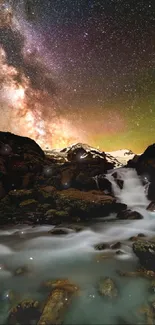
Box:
[1, 132, 155, 324]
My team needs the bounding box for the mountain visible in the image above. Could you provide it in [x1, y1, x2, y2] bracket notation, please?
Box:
[45, 143, 122, 168]
[106, 149, 135, 165]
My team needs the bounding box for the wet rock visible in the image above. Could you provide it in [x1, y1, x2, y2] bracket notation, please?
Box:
[94, 242, 110, 251]
[129, 236, 140, 242]
[112, 172, 124, 189]
[42, 279, 79, 291]
[147, 202, 155, 212]
[49, 228, 69, 235]
[58, 224, 84, 232]
[117, 209, 143, 220]
[14, 266, 29, 276]
[110, 242, 121, 250]
[133, 240, 155, 270]
[98, 277, 118, 298]
[38, 279, 78, 325]
[138, 303, 155, 325]
[115, 250, 125, 255]
[8, 299, 41, 325]
[45, 209, 70, 223]
[138, 233, 146, 237]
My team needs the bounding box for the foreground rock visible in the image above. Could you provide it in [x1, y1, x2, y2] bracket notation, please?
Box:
[0, 187, 126, 225]
[133, 240, 155, 271]
[55, 189, 126, 220]
[0, 132, 45, 195]
[98, 277, 118, 298]
[38, 279, 78, 325]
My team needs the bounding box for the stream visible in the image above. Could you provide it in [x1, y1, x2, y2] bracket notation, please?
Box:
[0, 168, 154, 324]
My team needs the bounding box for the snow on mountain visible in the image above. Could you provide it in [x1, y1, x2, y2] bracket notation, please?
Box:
[106, 149, 135, 164]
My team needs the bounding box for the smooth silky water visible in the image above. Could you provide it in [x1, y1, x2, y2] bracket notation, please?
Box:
[0, 168, 155, 324]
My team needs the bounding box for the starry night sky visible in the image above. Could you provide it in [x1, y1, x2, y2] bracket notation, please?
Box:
[0, 0, 155, 152]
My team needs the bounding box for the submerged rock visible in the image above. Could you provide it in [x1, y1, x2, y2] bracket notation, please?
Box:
[138, 304, 155, 325]
[13, 266, 30, 277]
[133, 240, 155, 271]
[38, 279, 78, 325]
[8, 300, 41, 325]
[118, 268, 155, 279]
[98, 277, 118, 298]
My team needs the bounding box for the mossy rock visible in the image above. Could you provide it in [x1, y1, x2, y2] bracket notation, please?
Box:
[19, 199, 38, 210]
[8, 189, 34, 203]
[45, 209, 69, 223]
[36, 188, 56, 205]
[133, 240, 155, 270]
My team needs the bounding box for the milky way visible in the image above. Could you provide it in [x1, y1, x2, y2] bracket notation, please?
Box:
[0, 0, 155, 151]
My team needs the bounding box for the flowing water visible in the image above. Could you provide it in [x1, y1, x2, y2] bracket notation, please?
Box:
[0, 168, 155, 324]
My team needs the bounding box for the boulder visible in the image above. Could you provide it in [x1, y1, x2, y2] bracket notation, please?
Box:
[117, 209, 143, 220]
[147, 202, 155, 212]
[133, 240, 155, 270]
[55, 188, 127, 220]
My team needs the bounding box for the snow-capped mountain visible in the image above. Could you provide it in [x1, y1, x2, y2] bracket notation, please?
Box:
[106, 149, 135, 165]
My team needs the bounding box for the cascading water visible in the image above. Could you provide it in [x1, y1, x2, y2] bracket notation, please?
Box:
[0, 168, 155, 324]
[107, 168, 150, 209]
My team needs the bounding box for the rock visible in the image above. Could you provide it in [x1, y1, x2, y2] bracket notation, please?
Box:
[133, 240, 155, 270]
[98, 277, 118, 298]
[112, 172, 124, 189]
[94, 242, 110, 251]
[115, 250, 124, 255]
[8, 189, 34, 203]
[42, 279, 79, 292]
[147, 202, 155, 212]
[138, 233, 146, 238]
[45, 209, 70, 223]
[19, 199, 38, 210]
[110, 242, 121, 249]
[129, 236, 140, 242]
[14, 266, 29, 276]
[0, 132, 45, 194]
[117, 209, 143, 220]
[8, 300, 41, 324]
[127, 144, 155, 181]
[148, 183, 155, 201]
[118, 268, 155, 279]
[55, 188, 126, 220]
[57, 224, 84, 232]
[49, 228, 69, 235]
[38, 280, 78, 325]
[94, 175, 112, 193]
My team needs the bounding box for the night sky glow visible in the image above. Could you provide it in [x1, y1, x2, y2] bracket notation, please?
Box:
[0, 0, 155, 152]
